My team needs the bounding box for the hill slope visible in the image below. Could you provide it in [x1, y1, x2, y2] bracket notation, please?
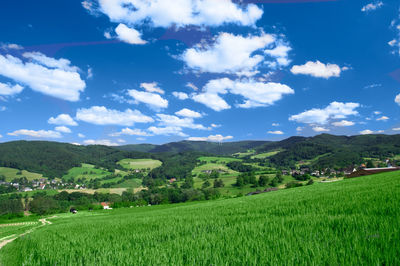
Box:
[1, 171, 399, 264]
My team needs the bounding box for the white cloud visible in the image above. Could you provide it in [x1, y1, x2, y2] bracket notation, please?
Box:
[22, 52, 79, 72]
[0, 134, 2, 138]
[192, 78, 294, 111]
[175, 108, 202, 118]
[110, 128, 151, 137]
[272, 123, 280, 127]
[360, 129, 374, 135]
[312, 126, 330, 132]
[186, 82, 199, 91]
[156, 114, 208, 130]
[78, 133, 86, 138]
[8, 129, 62, 138]
[267, 130, 284, 135]
[0, 53, 85, 101]
[76, 106, 154, 126]
[182, 32, 280, 75]
[115, 23, 147, 45]
[290, 61, 345, 79]
[211, 123, 220, 128]
[389, 14, 400, 56]
[48, 114, 78, 126]
[87, 67, 93, 79]
[373, 111, 382, 115]
[148, 126, 187, 137]
[127, 89, 168, 109]
[392, 128, 400, 131]
[140, 82, 164, 94]
[83, 139, 120, 146]
[264, 43, 292, 67]
[97, 0, 263, 28]
[296, 126, 303, 132]
[361, 1, 383, 12]
[55, 126, 72, 133]
[332, 120, 355, 127]
[0, 106, 5, 111]
[377, 116, 389, 121]
[396, 94, 400, 105]
[187, 134, 233, 142]
[0, 82, 24, 96]
[0, 43, 23, 50]
[172, 91, 189, 100]
[289, 102, 360, 125]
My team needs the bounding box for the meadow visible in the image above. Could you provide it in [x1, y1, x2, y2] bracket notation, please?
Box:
[117, 159, 162, 170]
[1, 171, 399, 265]
[0, 167, 44, 182]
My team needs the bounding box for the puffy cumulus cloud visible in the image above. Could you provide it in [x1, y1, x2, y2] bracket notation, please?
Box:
[187, 134, 233, 142]
[332, 120, 355, 127]
[148, 126, 188, 137]
[48, 114, 78, 126]
[8, 129, 62, 138]
[312, 126, 330, 132]
[0, 82, 24, 96]
[393, 128, 400, 131]
[76, 106, 153, 126]
[267, 130, 284, 135]
[0, 53, 85, 101]
[109, 128, 151, 137]
[264, 43, 292, 68]
[290, 61, 346, 79]
[55, 126, 72, 133]
[78, 133, 86, 138]
[97, 0, 263, 28]
[175, 108, 202, 118]
[182, 32, 281, 75]
[360, 129, 374, 135]
[140, 82, 164, 94]
[115, 23, 147, 45]
[272, 123, 280, 127]
[289, 102, 360, 125]
[377, 116, 389, 121]
[192, 78, 294, 111]
[396, 94, 400, 105]
[172, 91, 189, 100]
[389, 15, 400, 55]
[361, 1, 383, 12]
[83, 139, 120, 146]
[127, 89, 168, 109]
[156, 114, 208, 130]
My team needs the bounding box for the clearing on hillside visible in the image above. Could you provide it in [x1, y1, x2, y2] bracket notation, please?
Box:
[117, 159, 162, 170]
[1, 171, 399, 264]
[62, 164, 112, 181]
[0, 167, 44, 182]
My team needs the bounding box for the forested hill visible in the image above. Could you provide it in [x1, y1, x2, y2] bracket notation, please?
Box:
[258, 134, 400, 168]
[0, 141, 149, 178]
[119, 140, 270, 155]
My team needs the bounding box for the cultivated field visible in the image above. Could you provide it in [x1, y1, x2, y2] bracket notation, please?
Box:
[1, 171, 399, 264]
[117, 159, 162, 170]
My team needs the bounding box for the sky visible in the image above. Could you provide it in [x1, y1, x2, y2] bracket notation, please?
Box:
[0, 0, 399, 145]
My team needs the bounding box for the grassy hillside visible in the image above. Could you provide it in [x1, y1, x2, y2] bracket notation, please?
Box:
[117, 159, 162, 170]
[1, 171, 399, 264]
[0, 167, 44, 182]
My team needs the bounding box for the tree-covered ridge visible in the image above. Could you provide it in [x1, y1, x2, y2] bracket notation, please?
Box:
[0, 141, 150, 178]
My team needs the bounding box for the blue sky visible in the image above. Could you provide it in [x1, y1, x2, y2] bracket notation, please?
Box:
[0, 0, 399, 145]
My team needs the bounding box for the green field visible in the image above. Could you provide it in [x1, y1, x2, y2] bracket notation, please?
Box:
[251, 150, 282, 159]
[0, 167, 44, 182]
[197, 156, 241, 164]
[117, 159, 162, 170]
[62, 164, 111, 181]
[2, 171, 399, 264]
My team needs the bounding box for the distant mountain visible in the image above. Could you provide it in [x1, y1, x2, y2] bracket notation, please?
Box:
[119, 140, 271, 155]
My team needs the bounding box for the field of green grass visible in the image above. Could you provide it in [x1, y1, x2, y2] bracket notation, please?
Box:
[117, 159, 162, 170]
[62, 164, 111, 181]
[197, 156, 241, 164]
[251, 150, 282, 159]
[0, 167, 44, 182]
[1, 171, 399, 264]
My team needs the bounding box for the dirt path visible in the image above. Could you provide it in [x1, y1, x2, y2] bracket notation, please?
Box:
[0, 217, 56, 250]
